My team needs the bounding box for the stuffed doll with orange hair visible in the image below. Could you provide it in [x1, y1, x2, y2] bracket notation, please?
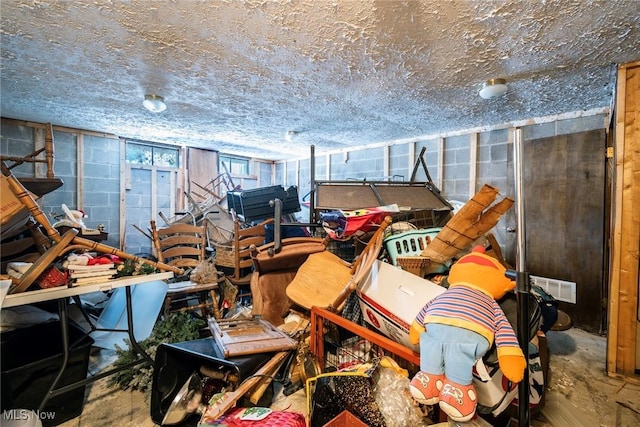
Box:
[408, 246, 526, 422]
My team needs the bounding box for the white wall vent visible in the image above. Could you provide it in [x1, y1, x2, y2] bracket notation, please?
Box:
[530, 275, 577, 304]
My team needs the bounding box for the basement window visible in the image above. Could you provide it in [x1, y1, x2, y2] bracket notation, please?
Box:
[219, 154, 250, 176]
[126, 141, 179, 167]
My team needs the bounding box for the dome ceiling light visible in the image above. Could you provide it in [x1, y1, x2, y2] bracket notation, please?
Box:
[285, 130, 299, 141]
[143, 94, 167, 113]
[478, 78, 508, 99]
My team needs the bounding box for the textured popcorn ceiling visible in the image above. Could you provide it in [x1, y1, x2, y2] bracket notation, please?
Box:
[1, 1, 638, 160]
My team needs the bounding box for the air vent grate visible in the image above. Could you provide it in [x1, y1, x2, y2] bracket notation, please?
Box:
[530, 275, 577, 304]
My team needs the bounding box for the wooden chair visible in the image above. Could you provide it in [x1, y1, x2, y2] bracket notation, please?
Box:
[223, 218, 274, 287]
[286, 216, 393, 313]
[0, 217, 50, 272]
[1, 160, 181, 294]
[0, 122, 63, 197]
[248, 236, 328, 326]
[150, 218, 223, 318]
[1, 234, 40, 275]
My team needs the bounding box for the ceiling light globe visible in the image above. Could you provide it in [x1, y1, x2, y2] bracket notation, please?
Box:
[143, 94, 167, 113]
[479, 79, 508, 99]
[285, 130, 298, 141]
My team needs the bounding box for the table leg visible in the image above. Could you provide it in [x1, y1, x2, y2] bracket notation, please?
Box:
[125, 285, 154, 364]
[36, 285, 155, 411]
[39, 299, 71, 411]
[72, 295, 97, 332]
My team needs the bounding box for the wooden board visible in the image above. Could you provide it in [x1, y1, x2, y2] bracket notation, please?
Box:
[523, 129, 606, 332]
[187, 147, 218, 201]
[207, 317, 297, 357]
[608, 60, 640, 376]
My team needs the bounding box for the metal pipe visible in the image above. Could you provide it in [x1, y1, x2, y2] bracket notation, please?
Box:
[513, 127, 530, 426]
[514, 128, 526, 274]
[309, 144, 316, 224]
[269, 198, 282, 255]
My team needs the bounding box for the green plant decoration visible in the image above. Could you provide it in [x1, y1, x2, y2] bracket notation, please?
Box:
[107, 312, 206, 400]
[115, 258, 159, 278]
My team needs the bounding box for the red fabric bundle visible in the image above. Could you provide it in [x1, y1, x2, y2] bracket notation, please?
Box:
[37, 266, 68, 288]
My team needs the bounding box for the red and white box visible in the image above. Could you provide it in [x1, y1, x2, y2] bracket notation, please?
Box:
[357, 260, 445, 352]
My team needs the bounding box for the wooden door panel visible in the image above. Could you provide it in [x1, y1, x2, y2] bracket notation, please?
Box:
[187, 148, 218, 200]
[524, 129, 606, 332]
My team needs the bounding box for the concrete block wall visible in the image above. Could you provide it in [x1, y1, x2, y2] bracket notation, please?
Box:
[122, 167, 180, 257]
[477, 129, 510, 199]
[2, 113, 607, 259]
[0, 125, 79, 210]
[442, 134, 472, 202]
[277, 113, 608, 259]
[389, 143, 409, 181]
[1, 122, 121, 248]
[46, 130, 79, 213]
[123, 168, 155, 256]
[155, 170, 174, 221]
[281, 114, 606, 202]
[1, 124, 38, 178]
[414, 139, 441, 186]
[297, 158, 310, 198]
[285, 160, 298, 189]
[276, 158, 312, 202]
[79, 135, 121, 248]
[331, 146, 385, 181]
[258, 161, 273, 187]
[238, 177, 258, 190]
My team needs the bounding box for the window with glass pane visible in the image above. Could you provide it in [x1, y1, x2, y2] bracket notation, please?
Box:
[126, 143, 153, 165]
[220, 155, 249, 176]
[126, 142, 179, 167]
[153, 146, 179, 167]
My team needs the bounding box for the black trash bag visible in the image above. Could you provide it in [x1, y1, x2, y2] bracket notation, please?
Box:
[530, 284, 558, 333]
[309, 373, 386, 427]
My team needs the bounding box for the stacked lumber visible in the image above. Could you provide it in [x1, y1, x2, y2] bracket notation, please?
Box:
[420, 184, 513, 269]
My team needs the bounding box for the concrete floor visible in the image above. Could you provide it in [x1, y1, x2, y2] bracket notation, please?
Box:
[53, 326, 640, 427]
[534, 329, 640, 427]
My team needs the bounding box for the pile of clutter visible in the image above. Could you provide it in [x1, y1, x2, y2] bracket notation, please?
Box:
[62, 253, 119, 285]
[6, 253, 126, 291]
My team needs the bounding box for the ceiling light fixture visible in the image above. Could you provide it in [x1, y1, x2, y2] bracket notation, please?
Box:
[479, 78, 508, 99]
[285, 130, 299, 141]
[143, 94, 167, 113]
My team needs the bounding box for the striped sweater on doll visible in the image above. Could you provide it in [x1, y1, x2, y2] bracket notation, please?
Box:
[408, 246, 526, 423]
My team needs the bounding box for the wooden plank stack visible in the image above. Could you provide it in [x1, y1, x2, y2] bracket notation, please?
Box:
[420, 184, 513, 268]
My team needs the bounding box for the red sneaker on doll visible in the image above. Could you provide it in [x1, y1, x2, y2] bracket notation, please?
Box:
[408, 246, 526, 422]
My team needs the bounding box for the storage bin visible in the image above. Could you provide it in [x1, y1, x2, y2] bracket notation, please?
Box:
[227, 185, 300, 222]
[1, 320, 94, 426]
[357, 260, 445, 352]
[150, 338, 274, 425]
[383, 228, 441, 265]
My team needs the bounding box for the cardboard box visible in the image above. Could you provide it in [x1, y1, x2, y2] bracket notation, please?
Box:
[357, 260, 445, 352]
[1, 175, 25, 225]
